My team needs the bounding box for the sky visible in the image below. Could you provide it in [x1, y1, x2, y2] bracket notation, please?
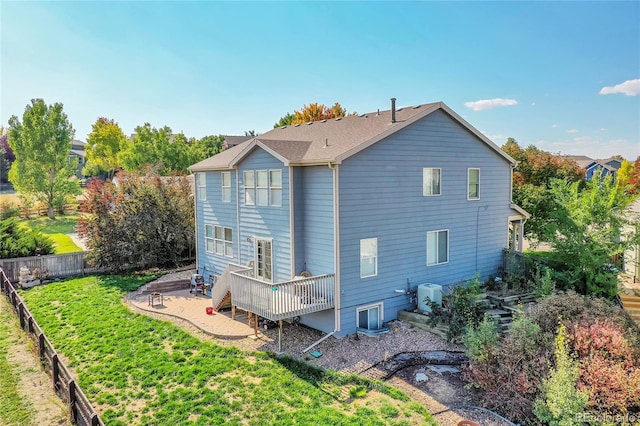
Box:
[1, 1, 639, 161]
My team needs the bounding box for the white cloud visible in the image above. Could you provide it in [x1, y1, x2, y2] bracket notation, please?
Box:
[599, 128, 607, 131]
[567, 129, 578, 133]
[599, 79, 640, 96]
[464, 98, 518, 111]
[531, 102, 536, 106]
[551, 124, 558, 128]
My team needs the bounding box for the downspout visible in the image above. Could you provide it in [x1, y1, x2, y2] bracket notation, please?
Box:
[289, 165, 295, 277]
[302, 161, 341, 353]
[194, 171, 200, 275]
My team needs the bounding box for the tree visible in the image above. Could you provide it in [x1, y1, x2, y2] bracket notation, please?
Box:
[619, 156, 640, 195]
[85, 117, 126, 178]
[78, 167, 195, 270]
[502, 138, 584, 240]
[191, 135, 224, 160]
[274, 102, 351, 128]
[541, 170, 639, 298]
[273, 112, 295, 128]
[0, 218, 54, 258]
[7, 99, 81, 218]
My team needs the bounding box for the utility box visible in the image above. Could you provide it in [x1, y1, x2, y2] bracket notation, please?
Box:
[417, 284, 443, 313]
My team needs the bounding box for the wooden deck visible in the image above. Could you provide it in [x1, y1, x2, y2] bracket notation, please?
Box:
[229, 271, 335, 321]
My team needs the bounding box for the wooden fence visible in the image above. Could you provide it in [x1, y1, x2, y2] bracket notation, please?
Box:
[0, 266, 104, 426]
[0, 252, 103, 283]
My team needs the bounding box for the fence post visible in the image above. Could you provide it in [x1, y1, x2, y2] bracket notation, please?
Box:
[68, 380, 78, 423]
[52, 354, 60, 392]
[91, 413, 100, 426]
[28, 315, 34, 333]
[18, 302, 25, 329]
[38, 332, 45, 361]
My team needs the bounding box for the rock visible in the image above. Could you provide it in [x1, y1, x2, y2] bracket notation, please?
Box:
[415, 372, 429, 382]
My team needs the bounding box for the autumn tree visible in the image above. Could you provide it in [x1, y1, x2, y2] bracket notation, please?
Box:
[85, 117, 126, 178]
[274, 102, 351, 128]
[502, 138, 584, 241]
[617, 157, 640, 194]
[78, 167, 195, 270]
[8, 99, 81, 218]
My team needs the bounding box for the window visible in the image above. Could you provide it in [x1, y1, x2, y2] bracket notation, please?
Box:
[357, 303, 383, 330]
[244, 171, 255, 205]
[256, 170, 268, 206]
[255, 238, 273, 282]
[213, 226, 233, 257]
[360, 238, 377, 278]
[197, 173, 206, 201]
[269, 170, 282, 207]
[221, 172, 231, 202]
[423, 168, 441, 196]
[427, 230, 448, 266]
[205, 224, 214, 253]
[468, 168, 480, 200]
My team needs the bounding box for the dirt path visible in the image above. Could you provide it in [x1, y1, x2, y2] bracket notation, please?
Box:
[0, 297, 70, 426]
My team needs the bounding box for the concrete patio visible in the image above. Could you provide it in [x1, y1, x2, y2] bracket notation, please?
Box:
[128, 289, 264, 339]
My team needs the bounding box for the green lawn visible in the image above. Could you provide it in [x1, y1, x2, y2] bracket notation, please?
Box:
[0, 300, 37, 426]
[21, 276, 436, 426]
[18, 216, 82, 254]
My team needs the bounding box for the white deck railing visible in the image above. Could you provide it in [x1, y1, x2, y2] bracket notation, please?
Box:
[229, 272, 335, 321]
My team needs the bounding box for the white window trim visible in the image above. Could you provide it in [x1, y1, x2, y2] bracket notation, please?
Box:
[269, 169, 282, 207]
[426, 229, 449, 266]
[204, 224, 214, 253]
[360, 237, 378, 278]
[356, 302, 384, 330]
[197, 173, 206, 201]
[256, 169, 268, 206]
[244, 170, 255, 206]
[221, 172, 231, 203]
[467, 168, 480, 200]
[254, 237, 274, 283]
[423, 167, 442, 197]
[213, 225, 233, 258]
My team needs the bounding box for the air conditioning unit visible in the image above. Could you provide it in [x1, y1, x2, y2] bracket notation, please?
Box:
[417, 284, 443, 313]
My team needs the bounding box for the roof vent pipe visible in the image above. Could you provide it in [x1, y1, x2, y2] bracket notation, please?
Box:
[391, 98, 396, 123]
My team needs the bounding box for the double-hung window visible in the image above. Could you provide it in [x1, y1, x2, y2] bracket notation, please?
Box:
[256, 170, 268, 206]
[468, 168, 480, 200]
[205, 225, 214, 253]
[214, 226, 233, 257]
[221, 172, 231, 202]
[197, 173, 206, 201]
[427, 230, 448, 266]
[269, 170, 282, 207]
[423, 168, 441, 196]
[360, 238, 378, 278]
[244, 171, 255, 205]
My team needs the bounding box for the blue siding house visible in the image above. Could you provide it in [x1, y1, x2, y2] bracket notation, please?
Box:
[189, 100, 528, 339]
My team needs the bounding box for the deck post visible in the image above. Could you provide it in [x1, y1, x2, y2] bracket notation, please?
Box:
[278, 320, 283, 354]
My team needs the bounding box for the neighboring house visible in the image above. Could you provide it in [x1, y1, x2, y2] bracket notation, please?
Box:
[189, 100, 529, 338]
[623, 198, 640, 283]
[223, 135, 253, 150]
[560, 154, 621, 181]
[69, 139, 86, 179]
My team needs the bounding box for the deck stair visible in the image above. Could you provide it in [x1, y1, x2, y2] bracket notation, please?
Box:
[620, 294, 640, 326]
[213, 264, 246, 312]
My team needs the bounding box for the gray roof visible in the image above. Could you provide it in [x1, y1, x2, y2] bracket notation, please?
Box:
[560, 155, 594, 169]
[190, 102, 516, 172]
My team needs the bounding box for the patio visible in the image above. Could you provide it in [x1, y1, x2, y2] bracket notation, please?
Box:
[127, 289, 264, 339]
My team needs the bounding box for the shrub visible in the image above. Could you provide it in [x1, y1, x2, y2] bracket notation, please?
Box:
[427, 276, 485, 341]
[569, 318, 640, 413]
[0, 218, 54, 259]
[0, 199, 20, 220]
[465, 312, 553, 425]
[463, 312, 499, 362]
[534, 324, 588, 426]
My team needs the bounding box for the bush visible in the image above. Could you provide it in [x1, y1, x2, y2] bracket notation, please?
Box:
[534, 324, 588, 426]
[463, 313, 499, 362]
[569, 318, 640, 413]
[465, 312, 553, 425]
[0, 218, 54, 259]
[426, 276, 485, 341]
[0, 199, 20, 219]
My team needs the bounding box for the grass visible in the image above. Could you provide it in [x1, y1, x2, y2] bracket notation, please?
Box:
[18, 216, 82, 254]
[0, 299, 37, 426]
[21, 275, 436, 426]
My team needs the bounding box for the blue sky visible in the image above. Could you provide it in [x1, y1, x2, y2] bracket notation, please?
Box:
[2, 1, 639, 160]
